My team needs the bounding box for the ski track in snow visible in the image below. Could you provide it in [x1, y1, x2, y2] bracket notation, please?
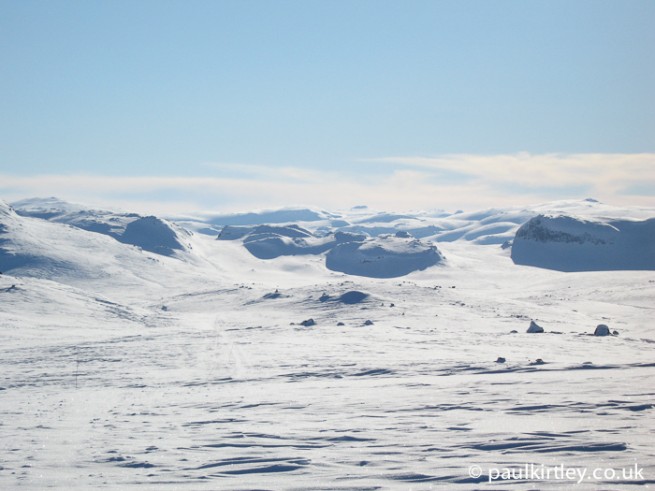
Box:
[1, 198, 654, 490]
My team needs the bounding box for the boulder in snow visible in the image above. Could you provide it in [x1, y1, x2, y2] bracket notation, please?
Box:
[594, 324, 611, 336]
[527, 320, 544, 333]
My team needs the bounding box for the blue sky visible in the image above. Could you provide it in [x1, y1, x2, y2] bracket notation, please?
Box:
[1, 0, 654, 212]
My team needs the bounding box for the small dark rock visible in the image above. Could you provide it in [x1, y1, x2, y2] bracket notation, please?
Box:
[337, 322, 345, 326]
[300, 319, 316, 327]
[364, 320, 374, 326]
[527, 320, 544, 333]
[594, 324, 611, 336]
[496, 357, 506, 363]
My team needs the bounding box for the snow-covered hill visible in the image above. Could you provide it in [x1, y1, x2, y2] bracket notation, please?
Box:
[511, 214, 655, 271]
[4, 198, 655, 285]
[326, 233, 444, 278]
[216, 223, 445, 277]
[0, 200, 208, 301]
[182, 197, 655, 249]
[12, 197, 192, 256]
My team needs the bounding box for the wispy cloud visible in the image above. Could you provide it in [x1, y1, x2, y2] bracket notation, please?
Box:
[362, 153, 655, 195]
[1, 153, 654, 215]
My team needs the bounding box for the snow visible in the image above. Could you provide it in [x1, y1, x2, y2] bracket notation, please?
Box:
[217, 224, 445, 277]
[218, 224, 314, 241]
[511, 214, 655, 271]
[203, 208, 334, 226]
[1, 196, 655, 489]
[336, 290, 369, 304]
[12, 197, 191, 257]
[326, 235, 444, 278]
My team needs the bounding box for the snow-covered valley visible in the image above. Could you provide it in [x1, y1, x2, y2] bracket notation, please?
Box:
[1, 197, 654, 490]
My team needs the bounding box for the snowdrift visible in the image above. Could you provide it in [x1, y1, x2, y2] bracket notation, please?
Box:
[511, 214, 655, 271]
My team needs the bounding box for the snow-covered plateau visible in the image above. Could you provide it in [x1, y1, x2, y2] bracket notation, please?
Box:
[1, 197, 654, 490]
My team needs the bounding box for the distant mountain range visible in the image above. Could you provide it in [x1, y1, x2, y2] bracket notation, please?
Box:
[2, 197, 654, 283]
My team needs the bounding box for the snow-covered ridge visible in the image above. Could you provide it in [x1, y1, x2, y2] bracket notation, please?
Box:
[12, 197, 191, 257]
[3, 197, 655, 281]
[511, 214, 655, 271]
[193, 198, 655, 247]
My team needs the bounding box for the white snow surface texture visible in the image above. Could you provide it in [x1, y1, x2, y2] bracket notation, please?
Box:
[1, 196, 654, 490]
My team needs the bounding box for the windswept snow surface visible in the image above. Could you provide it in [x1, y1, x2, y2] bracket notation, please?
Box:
[1, 197, 655, 490]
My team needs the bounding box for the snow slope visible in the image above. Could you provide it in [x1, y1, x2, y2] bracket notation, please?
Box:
[0, 200, 209, 302]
